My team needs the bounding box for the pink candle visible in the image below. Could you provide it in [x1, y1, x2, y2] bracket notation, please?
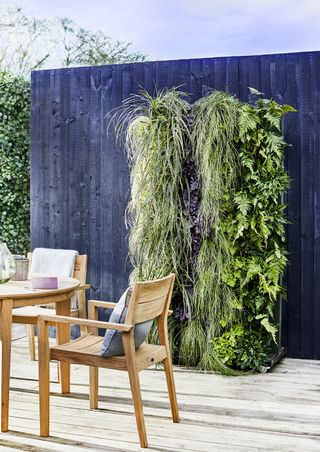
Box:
[30, 276, 59, 289]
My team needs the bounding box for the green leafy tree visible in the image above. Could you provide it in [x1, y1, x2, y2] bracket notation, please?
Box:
[0, 6, 146, 77]
[0, 6, 52, 76]
[57, 17, 146, 66]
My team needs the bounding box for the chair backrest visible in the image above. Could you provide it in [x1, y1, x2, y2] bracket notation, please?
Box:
[125, 274, 175, 325]
[27, 252, 88, 317]
[73, 255, 88, 318]
[73, 255, 87, 285]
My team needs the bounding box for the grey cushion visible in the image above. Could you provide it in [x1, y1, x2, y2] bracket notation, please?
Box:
[100, 287, 153, 357]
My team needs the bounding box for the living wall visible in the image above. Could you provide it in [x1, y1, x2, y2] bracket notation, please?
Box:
[0, 72, 30, 254]
[118, 88, 295, 373]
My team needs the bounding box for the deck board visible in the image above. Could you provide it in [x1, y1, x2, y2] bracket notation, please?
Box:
[2, 332, 320, 451]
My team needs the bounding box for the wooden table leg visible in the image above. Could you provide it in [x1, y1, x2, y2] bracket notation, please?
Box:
[0, 298, 12, 432]
[55, 297, 71, 394]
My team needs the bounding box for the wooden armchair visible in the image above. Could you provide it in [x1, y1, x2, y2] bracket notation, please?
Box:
[12, 254, 89, 361]
[37, 274, 179, 448]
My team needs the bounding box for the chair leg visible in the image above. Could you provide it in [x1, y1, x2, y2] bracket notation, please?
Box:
[57, 362, 60, 384]
[127, 365, 148, 448]
[163, 357, 180, 423]
[123, 331, 148, 448]
[27, 325, 36, 361]
[55, 300, 71, 394]
[156, 313, 180, 423]
[89, 367, 98, 409]
[51, 328, 60, 383]
[38, 318, 50, 436]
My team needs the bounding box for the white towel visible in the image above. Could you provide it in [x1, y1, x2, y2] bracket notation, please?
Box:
[29, 248, 78, 278]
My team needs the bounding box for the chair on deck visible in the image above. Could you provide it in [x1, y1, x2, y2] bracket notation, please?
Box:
[12, 252, 89, 361]
[37, 273, 179, 448]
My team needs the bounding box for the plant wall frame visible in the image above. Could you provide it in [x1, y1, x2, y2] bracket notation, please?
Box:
[116, 88, 295, 374]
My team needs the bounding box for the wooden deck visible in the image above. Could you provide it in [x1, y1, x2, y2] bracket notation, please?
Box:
[1, 329, 320, 451]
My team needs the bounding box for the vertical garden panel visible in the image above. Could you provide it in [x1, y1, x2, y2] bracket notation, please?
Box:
[31, 51, 320, 359]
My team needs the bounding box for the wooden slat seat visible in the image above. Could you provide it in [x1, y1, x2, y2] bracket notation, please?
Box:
[50, 334, 166, 372]
[52, 333, 103, 354]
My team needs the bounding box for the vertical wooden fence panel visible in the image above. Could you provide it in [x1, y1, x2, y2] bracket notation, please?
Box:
[314, 54, 320, 360]
[31, 51, 320, 359]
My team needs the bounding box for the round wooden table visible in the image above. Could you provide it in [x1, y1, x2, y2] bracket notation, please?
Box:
[0, 278, 80, 432]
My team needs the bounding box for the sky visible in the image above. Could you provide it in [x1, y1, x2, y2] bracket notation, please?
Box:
[4, 0, 320, 61]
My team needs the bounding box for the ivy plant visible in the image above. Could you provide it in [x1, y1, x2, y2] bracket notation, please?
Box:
[0, 72, 30, 254]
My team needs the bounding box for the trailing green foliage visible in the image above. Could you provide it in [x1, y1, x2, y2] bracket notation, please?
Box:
[214, 90, 296, 371]
[0, 72, 30, 254]
[181, 92, 240, 367]
[117, 89, 193, 320]
[119, 87, 294, 373]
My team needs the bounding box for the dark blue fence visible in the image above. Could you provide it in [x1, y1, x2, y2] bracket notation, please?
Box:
[31, 51, 320, 359]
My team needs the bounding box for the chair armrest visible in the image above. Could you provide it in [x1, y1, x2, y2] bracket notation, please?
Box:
[87, 300, 117, 331]
[37, 314, 132, 332]
[77, 284, 91, 291]
[88, 300, 117, 310]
